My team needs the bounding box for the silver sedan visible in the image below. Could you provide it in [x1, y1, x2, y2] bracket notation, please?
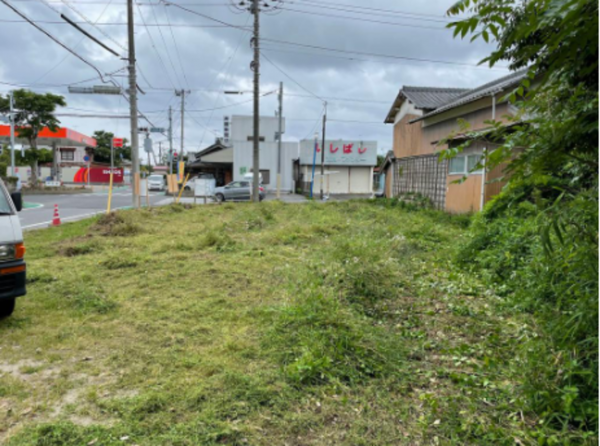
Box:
[213, 181, 265, 202]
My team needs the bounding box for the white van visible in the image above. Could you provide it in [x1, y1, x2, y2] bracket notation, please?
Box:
[0, 178, 26, 318]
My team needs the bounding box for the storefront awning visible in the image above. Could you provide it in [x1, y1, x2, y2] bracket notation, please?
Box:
[0, 125, 96, 148]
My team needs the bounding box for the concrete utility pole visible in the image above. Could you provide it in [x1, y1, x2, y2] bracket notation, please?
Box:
[168, 106, 173, 175]
[9, 91, 15, 177]
[320, 101, 327, 200]
[276, 81, 283, 199]
[251, 0, 260, 202]
[175, 89, 190, 156]
[127, 0, 140, 208]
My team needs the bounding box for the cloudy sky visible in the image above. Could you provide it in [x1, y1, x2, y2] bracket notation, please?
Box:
[0, 0, 509, 161]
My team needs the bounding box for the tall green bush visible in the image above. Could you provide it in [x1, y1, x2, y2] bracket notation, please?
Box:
[458, 179, 598, 433]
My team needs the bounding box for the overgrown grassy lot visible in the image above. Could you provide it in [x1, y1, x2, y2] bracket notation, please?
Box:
[0, 201, 591, 445]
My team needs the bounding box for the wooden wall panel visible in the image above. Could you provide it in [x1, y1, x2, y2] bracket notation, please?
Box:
[445, 174, 482, 213]
[484, 162, 508, 203]
[384, 167, 393, 197]
[393, 113, 422, 158]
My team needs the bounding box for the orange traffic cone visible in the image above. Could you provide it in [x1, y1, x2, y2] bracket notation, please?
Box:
[51, 204, 61, 226]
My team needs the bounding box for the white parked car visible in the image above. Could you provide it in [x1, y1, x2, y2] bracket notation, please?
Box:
[148, 174, 166, 191]
[0, 178, 26, 318]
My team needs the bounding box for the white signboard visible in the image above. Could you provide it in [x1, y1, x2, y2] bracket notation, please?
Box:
[299, 139, 377, 166]
[45, 180, 61, 187]
[194, 179, 216, 197]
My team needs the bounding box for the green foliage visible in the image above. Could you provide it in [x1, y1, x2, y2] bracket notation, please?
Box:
[0, 147, 54, 167]
[0, 89, 65, 183]
[458, 181, 598, 434]
[447, 0, 598, 437]
[91, 130, 131, 165]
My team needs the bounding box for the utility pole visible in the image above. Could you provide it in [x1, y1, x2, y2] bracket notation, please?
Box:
[320, 102, 327, 200]
[9, 91, 15, 177]
[175, 89, 190, 156]
[276, 81, 283, 199]
[158, 141, 162, 164]
[127, 0, 140, 208]
[251, 0, 260, 202]
[168, 106, 173, 175]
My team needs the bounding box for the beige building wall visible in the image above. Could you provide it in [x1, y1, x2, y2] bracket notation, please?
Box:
[446, 174, 482, 213]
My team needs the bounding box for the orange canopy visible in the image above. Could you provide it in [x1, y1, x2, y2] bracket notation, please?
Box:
[0, 125, 96, 148]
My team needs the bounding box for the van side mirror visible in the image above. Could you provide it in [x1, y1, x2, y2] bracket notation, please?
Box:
[10, 192, 22, 212]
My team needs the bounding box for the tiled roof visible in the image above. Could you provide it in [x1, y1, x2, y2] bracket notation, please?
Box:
[410, 69, 529, 123]
[402, 87, 469, 110]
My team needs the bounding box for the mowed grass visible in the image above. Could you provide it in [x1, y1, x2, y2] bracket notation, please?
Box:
[0, 201, 546, 445]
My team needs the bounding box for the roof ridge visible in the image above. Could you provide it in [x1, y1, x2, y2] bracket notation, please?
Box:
[403, 86, 469, 92]
[438, 68, 529, 104]
[409, 68, 530, 123]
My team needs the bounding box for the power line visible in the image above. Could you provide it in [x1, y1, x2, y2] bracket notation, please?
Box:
[144, 0, 184, 86]
[197, 13, 251, 147]
[295, 0, 452, 22]
[163, 1, 191, 88]
[59, 0, 127, 51]
[277, 5, 446, 29]
[134, 0, 177, 88]
[0, 0, 117, 82]
[156, 3, 504, 70]
[301, 103, 325, 140]
[260, 51, 325, 102]
[0, 18, 246, 27]
[29, 0, 118, 84]
[260, 37, 504, 69]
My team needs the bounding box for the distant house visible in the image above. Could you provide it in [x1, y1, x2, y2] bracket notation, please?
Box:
[187, 115, 297, 191]
[382, 70, 527, 212]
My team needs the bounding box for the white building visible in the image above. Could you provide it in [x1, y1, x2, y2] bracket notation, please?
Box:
[230, 115, 297, 192]
[188, 115, 297, 193]
[188, 116, 378, 195]
[298, 139, 377, 195]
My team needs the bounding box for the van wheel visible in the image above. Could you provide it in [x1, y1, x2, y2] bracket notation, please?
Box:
[215, 193, 225, 203]
[0, 299, 16, 319]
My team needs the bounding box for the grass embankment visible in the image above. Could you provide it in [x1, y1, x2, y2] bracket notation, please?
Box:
[0, 201, 581, 445]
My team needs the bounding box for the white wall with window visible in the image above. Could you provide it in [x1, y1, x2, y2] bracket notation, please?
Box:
[447, 149, 485, 176]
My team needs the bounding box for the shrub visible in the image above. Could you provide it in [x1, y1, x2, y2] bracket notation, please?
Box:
[458, 182, 598, 433]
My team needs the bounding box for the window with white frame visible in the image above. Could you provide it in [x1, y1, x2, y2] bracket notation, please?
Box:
[61, 150, 74, 161]
[448, 154, 483, 175]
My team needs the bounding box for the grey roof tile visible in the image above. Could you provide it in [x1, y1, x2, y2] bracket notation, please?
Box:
[411, 69, 529, 122]
[402, 86, 469, 110]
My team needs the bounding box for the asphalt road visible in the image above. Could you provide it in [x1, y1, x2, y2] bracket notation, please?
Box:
[19, 188, 170, 230]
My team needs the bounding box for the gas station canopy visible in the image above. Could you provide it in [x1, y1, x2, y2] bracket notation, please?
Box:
[0, 125, 96, 148]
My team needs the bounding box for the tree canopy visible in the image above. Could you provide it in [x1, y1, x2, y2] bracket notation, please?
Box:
[91, 130, 131, 166]
[0, 89, 66, 183]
